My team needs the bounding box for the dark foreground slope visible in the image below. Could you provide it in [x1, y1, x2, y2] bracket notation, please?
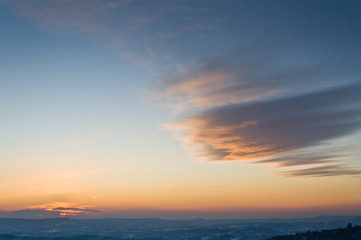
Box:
[267, 224, 361, 240]
[0, 235, 118, 240]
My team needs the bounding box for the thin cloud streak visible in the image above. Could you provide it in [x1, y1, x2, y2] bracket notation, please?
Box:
[54, 207, 101, 213]
[257, 154, 341, 168]
[281, 165, 361, 178]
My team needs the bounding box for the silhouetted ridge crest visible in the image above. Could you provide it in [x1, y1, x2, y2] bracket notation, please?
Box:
[267, 224, 361, 240]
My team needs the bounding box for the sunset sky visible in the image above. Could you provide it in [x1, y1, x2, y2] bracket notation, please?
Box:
[1, 0, 361, 219]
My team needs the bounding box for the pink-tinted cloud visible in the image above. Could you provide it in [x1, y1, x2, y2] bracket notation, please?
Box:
[151, 68, 280, 110]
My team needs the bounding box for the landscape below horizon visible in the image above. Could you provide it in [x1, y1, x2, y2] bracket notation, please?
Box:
[0, 216, 361, 240]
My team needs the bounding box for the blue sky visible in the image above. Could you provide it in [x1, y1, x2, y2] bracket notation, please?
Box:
[1, 0, 361, 218]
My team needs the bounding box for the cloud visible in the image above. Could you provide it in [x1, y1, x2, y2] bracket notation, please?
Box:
[6, 0, 132, 31]
[54, 207, 101, 213]
[166, 83, 361, 176]
[152, 56, 361, 110]
[150, 67, 281, 110]
[20, 202, 103, 217]
[149, 1, 361, 177]
[0, 207, 102, 218]
[149, 0, 361, 109]
[4, 0, 224, 65]
[0, 209, 60, 218]
[5, 0, 360, 68]
[258, 155, 340, 168]
[281, 165, 361, 178]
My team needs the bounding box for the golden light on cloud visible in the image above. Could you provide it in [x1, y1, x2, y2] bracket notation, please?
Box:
[163, 83, 361, 177]
[166, 117, 280, 161]
[151, 67, 282, 111]
[23, 201, 101, 217]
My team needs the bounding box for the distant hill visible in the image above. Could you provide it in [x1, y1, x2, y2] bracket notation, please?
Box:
[267, 224, 361, 240]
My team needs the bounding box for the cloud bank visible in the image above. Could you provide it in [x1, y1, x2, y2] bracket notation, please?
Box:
[167, 84, 361, 167]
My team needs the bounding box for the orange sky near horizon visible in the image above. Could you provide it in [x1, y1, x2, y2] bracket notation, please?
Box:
[1, 0, 361, 219]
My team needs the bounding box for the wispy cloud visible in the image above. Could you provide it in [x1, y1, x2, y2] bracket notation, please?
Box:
[281, 165, 361, 178]
[151, 67, 281, 110]
[4, 0, 223, 66]
[150, 1, 361, 109]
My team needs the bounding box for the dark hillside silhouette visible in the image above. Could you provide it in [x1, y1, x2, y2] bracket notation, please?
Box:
[267, 224, 361, 240]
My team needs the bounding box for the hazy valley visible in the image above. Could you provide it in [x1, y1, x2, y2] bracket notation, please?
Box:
[0, 216, 361, 240]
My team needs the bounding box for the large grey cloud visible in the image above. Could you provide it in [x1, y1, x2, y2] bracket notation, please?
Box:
[167, 83, 361, 176]
[149, 1, 361, 177]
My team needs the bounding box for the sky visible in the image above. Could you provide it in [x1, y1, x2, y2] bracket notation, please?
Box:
[0, 0, 361, 219]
